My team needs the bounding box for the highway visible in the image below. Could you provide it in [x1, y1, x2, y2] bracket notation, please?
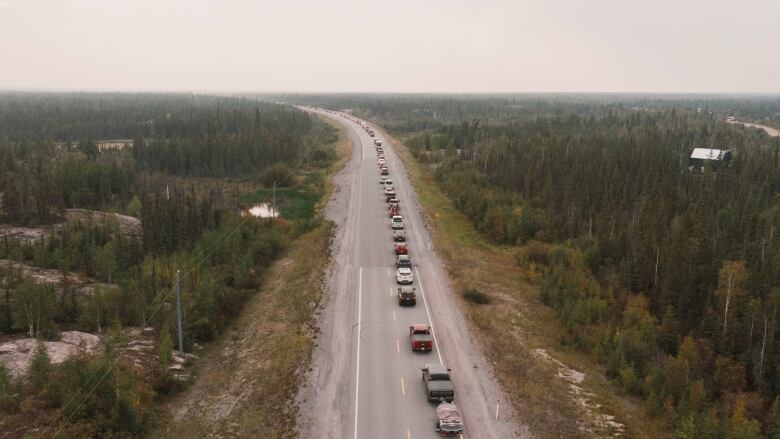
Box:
[297, 108, 521, 439]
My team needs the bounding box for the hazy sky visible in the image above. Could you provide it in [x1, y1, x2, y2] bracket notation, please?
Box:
[1, 0, 778, 93]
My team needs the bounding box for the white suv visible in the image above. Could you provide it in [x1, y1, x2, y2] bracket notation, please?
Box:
[396, 267, 413, 284]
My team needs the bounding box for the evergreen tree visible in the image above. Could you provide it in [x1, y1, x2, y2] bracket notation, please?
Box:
[29, 340, 51, 392]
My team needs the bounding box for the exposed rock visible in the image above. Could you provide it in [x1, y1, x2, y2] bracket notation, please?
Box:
[59, 331, 100, 351]
[0, 225, 58, 244]
[0, 259, 118, 296]
[65, 209, 142, 238]
[0, 331, 101, 378]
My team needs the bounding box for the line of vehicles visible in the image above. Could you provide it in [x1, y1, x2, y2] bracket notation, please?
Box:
[351, 114, 463, 437]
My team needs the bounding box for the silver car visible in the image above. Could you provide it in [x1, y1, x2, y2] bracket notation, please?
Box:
[391, 215, 404, 229]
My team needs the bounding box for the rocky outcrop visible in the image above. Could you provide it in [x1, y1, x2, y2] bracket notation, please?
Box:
[0, 259, 118, 296]
[65, 209, 141, 238]
[0, 331, 100, 378]
[0, 224, 63, 245]
[118, 327, 194, 383]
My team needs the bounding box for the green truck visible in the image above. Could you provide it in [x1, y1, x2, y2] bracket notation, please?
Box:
[421, 363, 455, 402]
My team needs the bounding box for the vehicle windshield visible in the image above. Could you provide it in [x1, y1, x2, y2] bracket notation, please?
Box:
[440, 422, 463, 432]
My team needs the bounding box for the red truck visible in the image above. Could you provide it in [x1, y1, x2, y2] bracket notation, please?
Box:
[394, 242, 408, 255]
[409, 324, 433, 352]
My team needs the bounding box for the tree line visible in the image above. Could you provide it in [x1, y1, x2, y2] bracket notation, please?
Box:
[400, 104, 780, 437]
[0, 93, 336, 436]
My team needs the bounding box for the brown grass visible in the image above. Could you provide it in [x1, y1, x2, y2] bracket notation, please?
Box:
[377, 126, 673, 439]
[153, 117, 351, 439]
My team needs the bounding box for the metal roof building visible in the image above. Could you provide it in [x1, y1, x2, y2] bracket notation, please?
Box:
[689, 148, 732, 172]
[690, 148, 731, 161]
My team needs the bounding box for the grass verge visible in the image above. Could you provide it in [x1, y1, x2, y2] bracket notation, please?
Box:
[378, 126, 672, 438]
[153, 116, 351, 438]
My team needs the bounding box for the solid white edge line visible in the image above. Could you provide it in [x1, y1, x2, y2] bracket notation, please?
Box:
[354, 266, 362, 439]
[415, 266, 443, 365]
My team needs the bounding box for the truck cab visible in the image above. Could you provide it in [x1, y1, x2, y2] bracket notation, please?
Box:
[422, 363, 454, 402]
[410, 324, 433, 352]
[397, 286, 416, 306]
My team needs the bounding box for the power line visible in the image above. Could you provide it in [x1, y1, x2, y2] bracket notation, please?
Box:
[52, 172, 293, 435]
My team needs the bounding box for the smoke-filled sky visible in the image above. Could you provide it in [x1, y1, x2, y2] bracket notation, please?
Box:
[0, 0, 778, 93]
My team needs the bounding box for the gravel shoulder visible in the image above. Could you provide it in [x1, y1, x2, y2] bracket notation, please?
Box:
[295, 114, 362, 438]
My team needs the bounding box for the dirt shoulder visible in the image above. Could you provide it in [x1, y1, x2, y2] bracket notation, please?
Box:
[378, 127, 672, 438]
[154, 223, 332, 438]
[153, 119, 351, 439]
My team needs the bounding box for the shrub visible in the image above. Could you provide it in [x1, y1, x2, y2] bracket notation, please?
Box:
[515, 240, 551, 267]
[261, 164, 296, 188]
[463, 288, 491, 305]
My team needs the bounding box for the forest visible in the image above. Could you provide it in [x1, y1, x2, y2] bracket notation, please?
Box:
[0, 93, 336, 436]
[307, 94, 780, 438]
[272, 92, 780, 134]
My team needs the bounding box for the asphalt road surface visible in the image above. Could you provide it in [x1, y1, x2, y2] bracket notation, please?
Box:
[297, 108, 522, 439]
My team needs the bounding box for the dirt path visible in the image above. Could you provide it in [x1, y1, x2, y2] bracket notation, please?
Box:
[729, 120, 780, 137]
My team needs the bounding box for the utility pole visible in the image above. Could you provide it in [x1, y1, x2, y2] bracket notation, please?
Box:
[175, 270, 183, 353]
[272, 180, 277, 220]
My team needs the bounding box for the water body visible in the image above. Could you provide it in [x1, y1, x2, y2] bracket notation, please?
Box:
[243, 203, 279, 218]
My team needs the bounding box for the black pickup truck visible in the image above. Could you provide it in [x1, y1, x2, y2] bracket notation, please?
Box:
[422, 363, 455, 402]
[397, 286, 416, 306]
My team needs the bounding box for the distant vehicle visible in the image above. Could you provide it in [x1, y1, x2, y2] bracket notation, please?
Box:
[396, 267, 413, 284]
[393, 229, 406, 242]
[389, 205, 400, 218]
[387, 197, 400, 204]
[378, 159, 386, 166]
[433, 400, 464, 437]
[397, 286, 416, 306]
[395, 254, 411, 268]
[409, 324, 433, 352]
[394, 242, 408, 255]
[384, 179, 394, 186]
[726, 116, 736, 122]
[379, 176, 388, 184]
[381, 168, 389, 176]
[391, 215, 404, 229]
[384, 187, 396, 198]
[374, 139, 382, 146]
[422, 363, 454, 402]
